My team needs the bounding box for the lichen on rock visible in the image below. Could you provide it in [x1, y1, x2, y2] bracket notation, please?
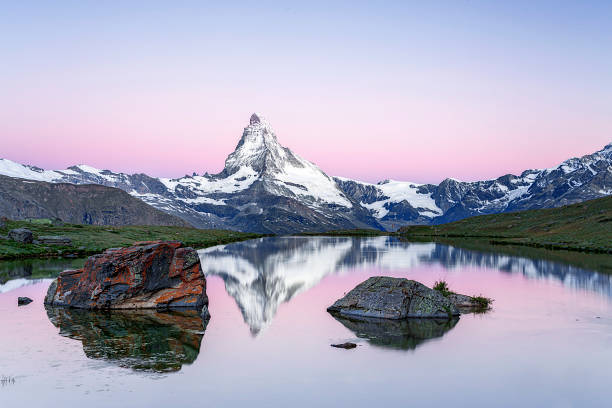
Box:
[44, 241, 209, 316]
[327, 276, 460, 319]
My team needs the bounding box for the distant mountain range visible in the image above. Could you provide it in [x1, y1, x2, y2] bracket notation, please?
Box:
[1, 113, 610, 233]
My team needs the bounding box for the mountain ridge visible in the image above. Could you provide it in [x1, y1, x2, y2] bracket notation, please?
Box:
[0, 114, 610, 233]
[0, 175, 190, 227]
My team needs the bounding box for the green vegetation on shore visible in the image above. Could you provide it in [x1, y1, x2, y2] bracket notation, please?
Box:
[433, 280, 453, 297]
[398, 196, 612, 253]
[0, 220, 263, 260]
[433, 279, 493, 309]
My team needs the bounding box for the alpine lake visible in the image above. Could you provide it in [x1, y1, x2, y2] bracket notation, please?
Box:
[1, 236, 612, 407]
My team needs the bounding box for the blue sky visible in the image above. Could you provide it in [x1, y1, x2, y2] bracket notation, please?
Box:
[1, 1, 611, 182]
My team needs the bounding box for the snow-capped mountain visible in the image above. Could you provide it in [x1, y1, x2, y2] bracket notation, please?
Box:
[0, 114, 610, 232]
[337, 143, 612, 227]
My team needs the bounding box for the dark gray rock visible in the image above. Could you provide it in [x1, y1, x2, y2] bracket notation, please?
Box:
[327, 276, 460, 319]
[0, 217, 7, 229]
[18, 297, 33, 306]
[8, 228, 33, 244]
[37, 236, 72, 245]
[331, 342, 357, 349]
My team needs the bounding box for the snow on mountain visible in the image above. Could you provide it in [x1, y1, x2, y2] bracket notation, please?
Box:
[336, 177, 442, 218]
[0, 114, 376, 232]
[161, 113, 352, 208]
[0, 115, 610, 232]
[337, 142, 612, 227]
[0, 159, 65, 182]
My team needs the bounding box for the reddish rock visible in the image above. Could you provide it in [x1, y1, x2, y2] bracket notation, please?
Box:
[44, 241, 208, 314]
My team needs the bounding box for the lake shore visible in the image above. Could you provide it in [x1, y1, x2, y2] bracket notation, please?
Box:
[0, 220, 264, 260]
[398, 196, 612, 254]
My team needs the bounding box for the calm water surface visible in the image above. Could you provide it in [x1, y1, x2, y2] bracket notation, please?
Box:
[1, 236, 612, 407]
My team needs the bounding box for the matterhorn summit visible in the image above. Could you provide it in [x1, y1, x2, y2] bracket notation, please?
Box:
[216, 113, 353, 209]
[222, 113, 300, 176]
[152, 113, 378, 233]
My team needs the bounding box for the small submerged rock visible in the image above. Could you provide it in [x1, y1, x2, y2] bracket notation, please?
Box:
[18, 297, 33, 306]
[328, 276, 460, 319]
[331, 342, 357, 349]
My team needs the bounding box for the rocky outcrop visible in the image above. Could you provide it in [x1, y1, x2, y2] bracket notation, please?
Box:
[8, 228, 33, 244]
[327, 276, 460, 319]
[36, 236, 72, 245]
[44, 241, 209, 315]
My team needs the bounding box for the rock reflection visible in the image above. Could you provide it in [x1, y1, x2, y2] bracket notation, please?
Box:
[330, 313, 459, 350]
[46, 307, 206, 372]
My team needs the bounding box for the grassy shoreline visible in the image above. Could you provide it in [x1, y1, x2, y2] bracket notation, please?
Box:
[398, 196, 612, 254]
[0, 220, 264, 260]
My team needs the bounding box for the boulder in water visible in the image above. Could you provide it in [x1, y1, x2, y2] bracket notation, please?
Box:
[44, 241, 209, 315]
[327, 276, 460, 319]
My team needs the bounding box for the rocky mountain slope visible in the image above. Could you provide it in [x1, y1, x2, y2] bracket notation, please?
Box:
[0, 175, 189, 227]
[0, 114, 610, 232]
[337, 143, 612, 228]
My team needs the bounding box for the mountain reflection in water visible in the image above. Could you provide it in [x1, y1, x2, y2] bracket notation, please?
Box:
[330, 313, 459, 350]
[46, 307, 207, 372]
[199, 236, 612, 334]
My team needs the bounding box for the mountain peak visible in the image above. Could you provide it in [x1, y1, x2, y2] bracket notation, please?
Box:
[221, 113, 285, 176]
[250, 113, 261, 125]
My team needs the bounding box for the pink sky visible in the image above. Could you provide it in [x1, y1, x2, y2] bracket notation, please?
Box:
[1, 2, 611, 183]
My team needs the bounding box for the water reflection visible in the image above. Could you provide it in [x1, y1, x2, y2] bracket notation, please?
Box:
[46, 307, 206, 372]
[330, 313, 459, 350]
[0, 258, 85, 293]
[199, 236, 612, 333]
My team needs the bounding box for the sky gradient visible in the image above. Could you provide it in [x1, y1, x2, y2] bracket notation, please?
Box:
[1, 1, 611, 183]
